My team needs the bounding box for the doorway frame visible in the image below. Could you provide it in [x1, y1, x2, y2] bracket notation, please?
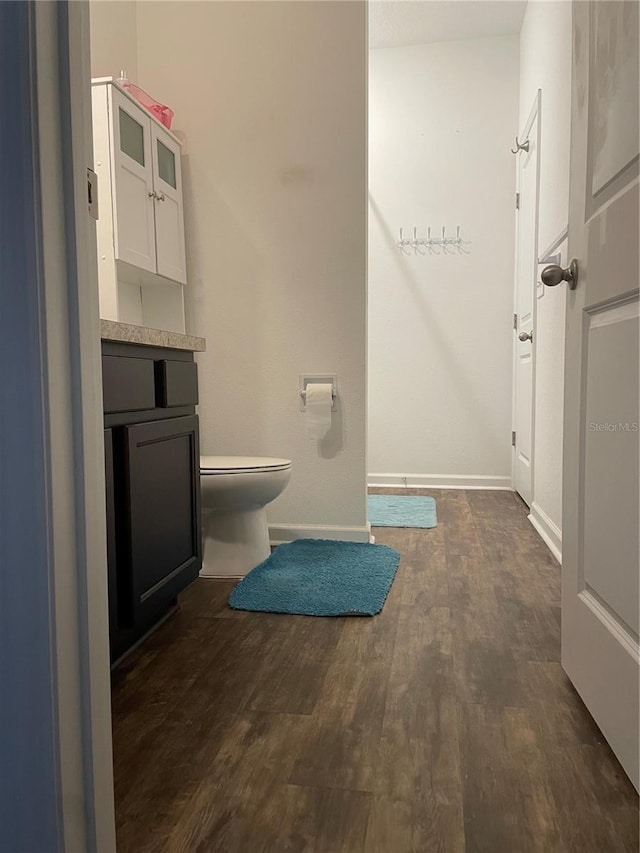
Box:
[1, 2, 116, 849]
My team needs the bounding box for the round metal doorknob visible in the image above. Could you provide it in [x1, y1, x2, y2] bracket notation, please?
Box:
[519, 331, 533, 343]
[541, 258, 579, 290]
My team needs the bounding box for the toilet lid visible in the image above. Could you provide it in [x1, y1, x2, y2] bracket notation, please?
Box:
[200, 455, 292, 474]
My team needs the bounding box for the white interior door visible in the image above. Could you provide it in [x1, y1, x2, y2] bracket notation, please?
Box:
[561, 0, 639, 790]
[513, 93, 540, 506]
[109, 86, 156, 274]
[151, 125, 187, 284]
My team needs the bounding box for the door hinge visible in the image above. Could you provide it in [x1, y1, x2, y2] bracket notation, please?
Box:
[87, 167, 99, 220]
[515, 192, 520, 210]
[512, 430, 516, 447]
[513, 313, 518, 330]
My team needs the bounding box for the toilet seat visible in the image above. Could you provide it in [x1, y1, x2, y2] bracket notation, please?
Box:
[200, 455, 292, 475]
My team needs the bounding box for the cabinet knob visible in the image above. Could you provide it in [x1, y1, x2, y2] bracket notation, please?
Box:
[157, 192, 166, 202]
[148, 190, 157, 199]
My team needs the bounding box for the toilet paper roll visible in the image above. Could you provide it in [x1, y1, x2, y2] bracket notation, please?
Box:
[305, 383, 333, 440]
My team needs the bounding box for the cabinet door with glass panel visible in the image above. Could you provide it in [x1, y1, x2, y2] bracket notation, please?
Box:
[151, 124, 187, 284]
[110, 85, 157, 274]
[108, 84, 186, 285]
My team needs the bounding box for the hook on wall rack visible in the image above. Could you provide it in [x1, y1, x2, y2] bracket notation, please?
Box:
[396, 225, 471, 255]
[511, 136, 530, 154]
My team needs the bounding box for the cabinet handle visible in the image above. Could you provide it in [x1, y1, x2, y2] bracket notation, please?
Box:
[148, 190, 157, 199]
[157, 192, 166, 202]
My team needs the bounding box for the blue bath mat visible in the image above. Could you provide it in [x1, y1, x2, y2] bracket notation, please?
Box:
[368, 494, 437, 528]
[228, 539, 400, 616]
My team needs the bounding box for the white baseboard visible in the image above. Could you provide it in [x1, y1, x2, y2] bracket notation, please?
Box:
[528, 502, 562, 564]
[269, 522, 372, 546]
[367, 473, 512, 490]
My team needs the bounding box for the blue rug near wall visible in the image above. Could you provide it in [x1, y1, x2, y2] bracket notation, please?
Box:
[228, 539, 401, 616]
[368, 494, 437, 528]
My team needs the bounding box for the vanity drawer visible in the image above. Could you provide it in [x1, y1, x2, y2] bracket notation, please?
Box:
[156, 360, 199, 408]
[102, 355, 156, 414]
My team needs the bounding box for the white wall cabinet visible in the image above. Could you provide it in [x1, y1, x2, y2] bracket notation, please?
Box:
[92, 78, 187, 332]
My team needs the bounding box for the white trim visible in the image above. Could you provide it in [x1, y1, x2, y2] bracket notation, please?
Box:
[37, 8, 90, 850]
[367, 473, 512, 490]
[40, 3, 115, 850]
[538, 224, 569, 264]
[579, 589, 640, 659]
[59, 5, 116, 850]
[269, 522, 372, 545]
[201, 573, 246, 581]
[588, 295, 639, 328]
[528, 501, 562, 564]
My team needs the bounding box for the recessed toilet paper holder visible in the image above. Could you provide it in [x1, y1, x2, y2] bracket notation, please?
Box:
[299, 375, 337, 412]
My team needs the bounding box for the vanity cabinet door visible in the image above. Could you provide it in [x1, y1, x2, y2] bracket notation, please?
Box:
[109, 86, 156, 274]
[123, 415, 201, 619]
[151, 124, 187, 284]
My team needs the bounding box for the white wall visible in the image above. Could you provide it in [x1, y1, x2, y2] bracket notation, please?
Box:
[520, 1, 572, 556]
[89, 1, 138, 80]
[368, 36, 519, 488]
[134, 1, 368, 538]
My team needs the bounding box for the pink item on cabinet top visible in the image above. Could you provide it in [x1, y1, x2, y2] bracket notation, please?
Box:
[125, 81, 174, 130]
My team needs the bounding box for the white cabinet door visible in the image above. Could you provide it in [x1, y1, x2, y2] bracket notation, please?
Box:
[109, 86, 156, 274]
[151, 125, 187, 284]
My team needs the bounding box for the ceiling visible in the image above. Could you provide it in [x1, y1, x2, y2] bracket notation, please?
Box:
[369, 0, 527, 49]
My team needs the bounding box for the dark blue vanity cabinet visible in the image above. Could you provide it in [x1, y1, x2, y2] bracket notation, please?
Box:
[102, 340, 202, 663]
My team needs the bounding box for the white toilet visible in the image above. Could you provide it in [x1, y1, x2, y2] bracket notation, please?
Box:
[199, 456, 292, 578]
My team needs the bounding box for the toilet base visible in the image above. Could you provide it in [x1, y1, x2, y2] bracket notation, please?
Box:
[200, 506, 272, 578]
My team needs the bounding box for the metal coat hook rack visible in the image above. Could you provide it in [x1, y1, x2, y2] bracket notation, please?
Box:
[511, 136, 530, 154]
[396, 225, 471, 255]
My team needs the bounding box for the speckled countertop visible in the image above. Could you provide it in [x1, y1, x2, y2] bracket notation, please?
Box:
[100, 319, 206, 352]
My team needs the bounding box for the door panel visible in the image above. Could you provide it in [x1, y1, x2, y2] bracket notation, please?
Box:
[151, 125, 187, 284]
[513, 93, 540, 505]
[514, 351, 532, 499]
[583, 305, 639, 635]
[109, 86, 156, 273]
[589, 2, 639, 196]
[563, 0, 639, 790]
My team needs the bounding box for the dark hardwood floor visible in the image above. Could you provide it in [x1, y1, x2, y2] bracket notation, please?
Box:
[111, 489, 639, 852]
